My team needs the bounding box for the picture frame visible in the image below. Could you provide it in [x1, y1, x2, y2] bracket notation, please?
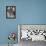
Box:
[6, 6, 16, 19]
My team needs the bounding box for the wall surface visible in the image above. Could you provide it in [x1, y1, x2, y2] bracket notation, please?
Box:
[0, 0, 46, 44]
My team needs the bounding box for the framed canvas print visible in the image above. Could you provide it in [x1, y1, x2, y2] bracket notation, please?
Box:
[18, 24, 46, 46]
[18, 24, 46, 41]
[6, 6, 16, 19]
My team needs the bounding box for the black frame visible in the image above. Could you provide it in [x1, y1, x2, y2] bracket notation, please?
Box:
[6, 6, 16, 19]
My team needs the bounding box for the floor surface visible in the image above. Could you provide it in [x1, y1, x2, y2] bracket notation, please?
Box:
[19, 40, 46, 46]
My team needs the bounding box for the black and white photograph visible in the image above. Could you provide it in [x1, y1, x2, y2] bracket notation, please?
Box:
[18, 24, 46, 46]
[6, 6, 16, 19]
